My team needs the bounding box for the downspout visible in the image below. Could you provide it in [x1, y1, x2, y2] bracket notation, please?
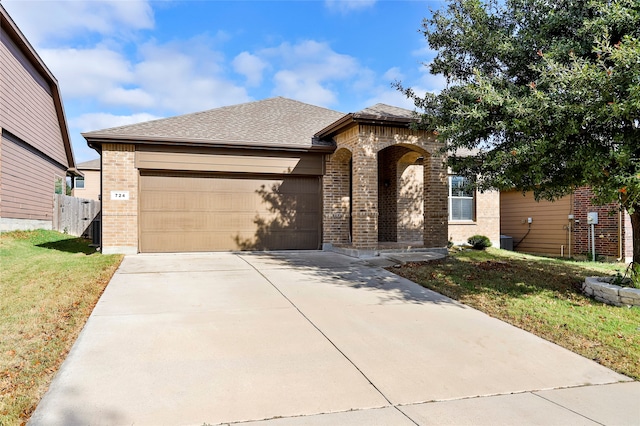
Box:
[617, 209, 623, 262]
[568, 192, 574, 259]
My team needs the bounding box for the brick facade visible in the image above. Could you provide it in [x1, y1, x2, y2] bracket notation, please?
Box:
[323, 124, 447, 249]
[449, 190, 500, 246]
[572, 187, 630, 260]
[101, 143, 138, 254]
[323, 145, 352, 244]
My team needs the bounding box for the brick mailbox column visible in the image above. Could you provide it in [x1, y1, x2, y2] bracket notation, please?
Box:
[101, 143, 139, 254]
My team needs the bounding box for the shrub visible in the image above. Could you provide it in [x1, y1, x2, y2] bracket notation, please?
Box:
[467, 235, 492, 250]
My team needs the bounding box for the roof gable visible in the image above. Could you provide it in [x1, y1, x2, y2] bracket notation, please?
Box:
[315, 103, 417, 140]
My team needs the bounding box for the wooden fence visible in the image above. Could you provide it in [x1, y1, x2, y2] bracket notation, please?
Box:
[53, 194, 101, 238]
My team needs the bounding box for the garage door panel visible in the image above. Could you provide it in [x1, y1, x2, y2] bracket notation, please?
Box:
[139, 174, 321, 252]
[140, 212, 270, 232]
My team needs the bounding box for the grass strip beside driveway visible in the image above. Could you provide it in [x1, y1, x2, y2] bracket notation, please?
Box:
[391, 248, 640, 381]
[0, 230, 122, 426]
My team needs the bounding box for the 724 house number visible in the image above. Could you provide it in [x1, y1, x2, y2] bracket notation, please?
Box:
[110, 191, 130, 200]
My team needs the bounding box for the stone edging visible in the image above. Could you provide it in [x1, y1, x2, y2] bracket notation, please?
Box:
[582, 277, 640, 307]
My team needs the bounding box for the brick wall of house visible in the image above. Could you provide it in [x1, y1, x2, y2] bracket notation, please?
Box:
[323, 128, 357, 245]
[572, 187, 621, 259]
[101, 143, 138, 254]
[449, 190, 500, 246]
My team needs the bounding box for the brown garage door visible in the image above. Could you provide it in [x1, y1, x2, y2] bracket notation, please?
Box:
[139, 173, 321, 253]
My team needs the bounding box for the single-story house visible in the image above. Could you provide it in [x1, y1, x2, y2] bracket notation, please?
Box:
[83, 97, 499, 255]
[0, 5, 78, 232]
[501, 188, 633, 262]
[72, 159, 101, 201]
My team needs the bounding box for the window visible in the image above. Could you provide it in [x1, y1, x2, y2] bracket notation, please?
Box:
[75, 176, 85, 189]
[54, 176, 64, 194]
[449, 176, 474, 221]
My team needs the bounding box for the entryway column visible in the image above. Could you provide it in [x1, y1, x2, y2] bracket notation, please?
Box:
[351, 137, 378, 248]
[423, 152, 448, 247]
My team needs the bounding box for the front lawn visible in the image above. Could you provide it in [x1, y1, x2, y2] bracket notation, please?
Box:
[391, 248, 640, 380]
[0, 230, 123, 425]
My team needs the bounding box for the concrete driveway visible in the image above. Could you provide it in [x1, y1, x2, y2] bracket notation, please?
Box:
[30, 252, 637, 425]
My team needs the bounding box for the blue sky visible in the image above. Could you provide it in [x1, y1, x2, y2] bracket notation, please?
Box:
[3, 0, 446, 162]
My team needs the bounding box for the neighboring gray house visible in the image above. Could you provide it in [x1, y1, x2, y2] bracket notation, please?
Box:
[0, 5, 77, 231]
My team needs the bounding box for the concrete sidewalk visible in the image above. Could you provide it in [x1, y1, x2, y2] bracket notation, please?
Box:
[29, 252, 637, 425]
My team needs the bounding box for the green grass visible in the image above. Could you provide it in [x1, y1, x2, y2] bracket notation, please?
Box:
[0, 230, 122, 425]
[391, 248, 640, 380]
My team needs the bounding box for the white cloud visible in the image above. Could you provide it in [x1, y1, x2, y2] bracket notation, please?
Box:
[417, 65, 448, 93]
[101, 88, 155, 109]
[2, 0, 154, 46]
[232, 52, 268, 87]
[262, 41, 359, 81]
[39, 47, 134, 98]
[383, 67, 404, 82]
[256, 40, 365, 106]
[71, 112, 163, 133]
[273, 70, 337, 106]
[412, 40, 438, 59]
[325, 0, 377, 13]
[360, 64, 446, 113]
[133, 40, 252, 113]
[39, 39, 252, 114]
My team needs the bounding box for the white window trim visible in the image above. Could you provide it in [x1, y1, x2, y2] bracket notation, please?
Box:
[75, 176, 85, 189]
[448, 175, 475, 222]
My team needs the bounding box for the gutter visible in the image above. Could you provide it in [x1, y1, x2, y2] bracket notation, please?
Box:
[67, 167, 84, 177]
[83, 134, 337, 154]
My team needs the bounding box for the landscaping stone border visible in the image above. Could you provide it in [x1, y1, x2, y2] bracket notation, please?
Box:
[582, 277, 640, 307]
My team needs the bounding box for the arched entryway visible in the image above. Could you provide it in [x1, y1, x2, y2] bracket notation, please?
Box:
[378, 145, 427, 244]
[319, 104, 449, 252]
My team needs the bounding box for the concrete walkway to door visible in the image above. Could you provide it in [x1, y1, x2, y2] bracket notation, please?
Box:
[29, 252, 638, 425]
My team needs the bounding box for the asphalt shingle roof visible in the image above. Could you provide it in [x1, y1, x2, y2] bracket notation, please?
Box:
[83, 97, 345, 149]
[76, 159, 100, 170]
[354, 103, 415, 120]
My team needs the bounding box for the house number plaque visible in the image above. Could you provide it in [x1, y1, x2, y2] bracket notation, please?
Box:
[110, 191, 130, 200]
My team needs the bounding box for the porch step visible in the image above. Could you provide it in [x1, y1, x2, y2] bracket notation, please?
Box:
[323, 243, 447, 262]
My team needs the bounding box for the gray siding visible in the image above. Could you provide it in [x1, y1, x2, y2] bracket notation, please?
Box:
[0, 26, 67, 166]
[1, 133, 66, 220]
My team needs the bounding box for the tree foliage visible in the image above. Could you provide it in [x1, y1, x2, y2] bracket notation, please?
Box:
[399, 0, 640, 262]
